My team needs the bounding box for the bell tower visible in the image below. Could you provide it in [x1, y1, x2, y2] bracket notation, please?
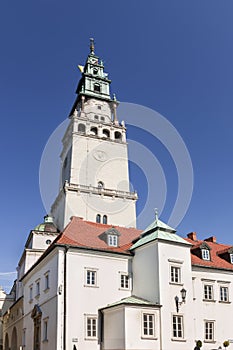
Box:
[51, 39, 137, 231]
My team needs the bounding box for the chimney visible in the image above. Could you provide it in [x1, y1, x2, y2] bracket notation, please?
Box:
[187, 232, 197, 241]
[204, 236, 216, 243]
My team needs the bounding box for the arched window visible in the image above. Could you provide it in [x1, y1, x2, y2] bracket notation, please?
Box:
[103, 129, 110, 138]
[98, 181, 104, 189]
[5, 333, 9, 350]
[94, 83, 101, 93]
[96, 214, 101, 223]
[93, 67, 98, 75]
[103, 215, 108, 224]
[90, 127, 98, 136]
[11, 327, 17, 350]
[78, 124, 86, 133]
[115, 131, 122, 141]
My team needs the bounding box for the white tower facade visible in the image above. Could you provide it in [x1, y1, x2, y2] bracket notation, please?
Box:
[51, 40, 137, 231]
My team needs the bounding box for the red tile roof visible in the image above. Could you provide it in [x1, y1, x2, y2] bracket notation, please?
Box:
[56, 217, 142, 254]
[185, 237, 233, 270]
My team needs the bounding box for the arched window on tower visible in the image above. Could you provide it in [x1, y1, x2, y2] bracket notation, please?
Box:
[103, 215, 108, 224]
[90, 127, 98, 136]
[94, 83, 101, 93]
[115, 131, 122, 141]
[96, 214, 101, 223]
[102, 129, 110, 138]
[78, 124, 86, 133]
[98, 181, 104, 189]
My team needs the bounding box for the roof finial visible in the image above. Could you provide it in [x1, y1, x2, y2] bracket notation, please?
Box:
[154, 208, 158, 221]
[90, 38, 95, 54]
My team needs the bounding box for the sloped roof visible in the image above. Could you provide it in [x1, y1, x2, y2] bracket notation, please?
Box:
[130, 217, 190, 250]
[100, 295, 159, 310]
[185, 237, 233, 271]
[56, 217, 141, 254]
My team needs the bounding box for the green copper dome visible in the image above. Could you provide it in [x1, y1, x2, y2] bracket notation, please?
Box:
[34, 215, 58, 233]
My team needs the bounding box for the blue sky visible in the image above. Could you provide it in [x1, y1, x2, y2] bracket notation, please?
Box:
[1, 1, 233, 290]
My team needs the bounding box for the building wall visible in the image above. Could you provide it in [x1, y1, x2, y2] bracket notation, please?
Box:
[65, 249, 132, 350]
[3, 297, 23, 350]
[102, 305, 161, 350]
[22, 249, 60, 350]
[192, 266, 233, 349]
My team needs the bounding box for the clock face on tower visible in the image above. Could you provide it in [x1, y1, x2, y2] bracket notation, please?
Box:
[93, 150, 107, 162]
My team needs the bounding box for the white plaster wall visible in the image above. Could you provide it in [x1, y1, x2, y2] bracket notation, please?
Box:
[65, 249, 132, 350]
[132, 242, 160, 303]
[103, 305, 161, 350]
[70, 135, 129, 190]
[124, 306, 160, 350]
[103, 307, 125, 349]
[63, 191, 137, 228]
[157, 241, 194, 350]
[132, 239, 195, 350]
[31, 233, 58, 250]
[22, 249, 60, 350]
[191, 267, 233, 350]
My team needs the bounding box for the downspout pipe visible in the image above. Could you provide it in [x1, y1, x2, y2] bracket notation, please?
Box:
[63, 246, 68, 350]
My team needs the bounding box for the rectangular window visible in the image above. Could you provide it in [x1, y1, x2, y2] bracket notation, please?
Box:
[43, 319, 48, 341]
[170, 266, 181, 283]
[220, 286, 229, 302]
[202, 249, 210, 260]
[120, 274, 129, 289]
[143, 313, 155, 337]
[205, 321, 214, 341]
[230, 254, 233, 264]
[86, 316, 97, 339]
[86, 270, 97, 286]
[44, 273, 49, 290]
[108, 235, 118, 247]
[29, 286, 33, 301]
[172, 315, 184, 339]
[204, 285, 214, 300]
[22, 328, 26, 346]
[36, 280, 40, 296]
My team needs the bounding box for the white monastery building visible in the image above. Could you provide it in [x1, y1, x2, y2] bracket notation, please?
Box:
[2, 40, 233, 350]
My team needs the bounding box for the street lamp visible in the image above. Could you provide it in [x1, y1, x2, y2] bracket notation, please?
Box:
[175, 288, 187, 312]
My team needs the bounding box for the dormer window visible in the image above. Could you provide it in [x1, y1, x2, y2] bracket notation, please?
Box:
[98, 227, 121, 247]
[108, 235, 118, 247]
[202, 249, 210, 260]
[230, 254, 233, 264]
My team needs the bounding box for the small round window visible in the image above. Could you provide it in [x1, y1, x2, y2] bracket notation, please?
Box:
[46, 239, 52, 245]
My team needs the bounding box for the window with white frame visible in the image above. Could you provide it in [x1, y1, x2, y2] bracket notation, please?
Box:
[142, 313, 155, 338]
[22, 328, 26, 347]
[202, 249, 210, 260]
[204, 285, 214, 300]
[43, 319, 48, 342]
[230, 254, 233, 264]
[204, 321, 214, 341]
[86, 270, 97, 286]
[29, 285, 33, 302]
[120, 274, 129, 289]
[172, 315, 184, 339]
[170, 266, 181, 284]
[220, 286, 229, 302]
[86, 316, 97, 339]
[44, 272, 49, 291]
[108, 235, 118, 247]
[35, 280, 40, 297]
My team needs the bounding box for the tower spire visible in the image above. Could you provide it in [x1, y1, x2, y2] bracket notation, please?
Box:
[90, 37, 95, 55]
